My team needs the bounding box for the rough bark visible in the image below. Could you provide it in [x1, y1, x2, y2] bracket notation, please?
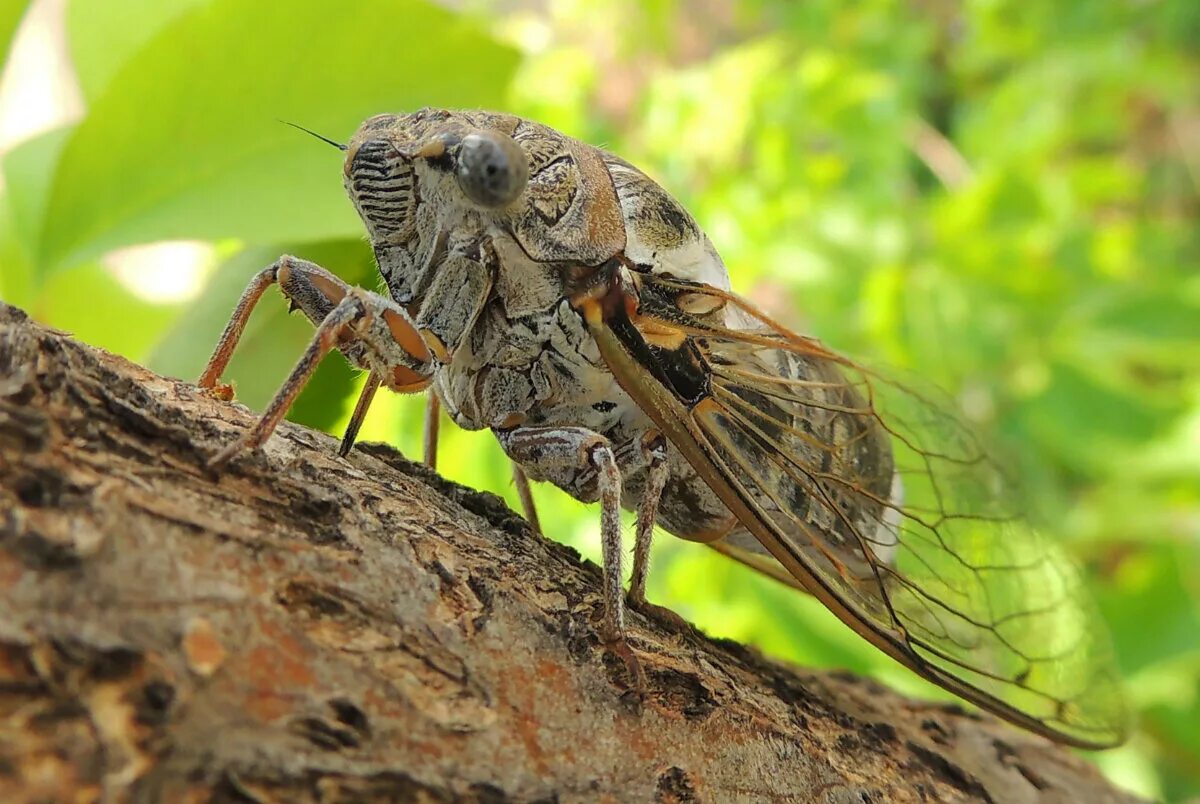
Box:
[0, 302, 1138, 804]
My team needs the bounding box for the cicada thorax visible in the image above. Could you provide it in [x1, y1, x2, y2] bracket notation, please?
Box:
[343, 108, 901, 573]
[601, 154, 732, 291]
[343, 107, 904, 575]
[506, 119, 626, 264]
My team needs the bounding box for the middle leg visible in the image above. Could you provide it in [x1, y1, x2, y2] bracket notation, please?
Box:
[496, 425, 642, 685]
[511, 463, 542, 535]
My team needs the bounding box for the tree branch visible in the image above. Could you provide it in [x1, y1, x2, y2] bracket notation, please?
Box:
[0, 302, 1137, 803]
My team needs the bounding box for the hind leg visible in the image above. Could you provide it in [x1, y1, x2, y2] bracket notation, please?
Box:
[626, 434, 690, 632]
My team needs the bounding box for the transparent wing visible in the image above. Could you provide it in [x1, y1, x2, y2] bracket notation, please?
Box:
[581, 269, 1128, 748]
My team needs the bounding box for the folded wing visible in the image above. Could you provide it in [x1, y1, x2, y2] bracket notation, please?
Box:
[582, 269, 1128, 748]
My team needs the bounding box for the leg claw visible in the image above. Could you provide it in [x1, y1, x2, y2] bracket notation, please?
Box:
[199, 382, 235, 402]
[604, 633, 646, 696]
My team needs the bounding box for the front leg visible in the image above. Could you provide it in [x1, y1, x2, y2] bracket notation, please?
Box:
[496, 426, 642, 686]
[339, 234, 506, 458]
[410, 236, 548, 535]
[398, 235, 495, 468]
[199, 256, 433, 466]
[412, 235, 495, 365]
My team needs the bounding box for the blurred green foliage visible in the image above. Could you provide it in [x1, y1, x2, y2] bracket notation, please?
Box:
[1, 0, 1197, 798]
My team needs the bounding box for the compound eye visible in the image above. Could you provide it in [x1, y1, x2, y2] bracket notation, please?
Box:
[455, 132, 528, 207]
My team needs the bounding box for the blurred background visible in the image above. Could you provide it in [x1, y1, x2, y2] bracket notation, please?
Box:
[0, 0, 1196, 797]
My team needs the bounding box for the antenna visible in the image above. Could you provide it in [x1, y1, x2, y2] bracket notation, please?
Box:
[278, 119, 347, 151]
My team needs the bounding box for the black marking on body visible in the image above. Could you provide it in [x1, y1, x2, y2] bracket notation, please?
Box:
[644, 185, 698, 238]
[649, 341, 709, 408]
[513, 120, 569, 172]
[605, 300, 711, 409]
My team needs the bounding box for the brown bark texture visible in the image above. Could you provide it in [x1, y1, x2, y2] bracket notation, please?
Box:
[0, 302, 1139, 803]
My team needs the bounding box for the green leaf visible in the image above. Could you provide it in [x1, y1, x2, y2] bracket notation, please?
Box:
[0, 185, 34, 306]
[1097, 542, 1200, 674]
[1146, 688, 1200, 804]
[0, 0, 30, 69]
[38, 0, 518, 271]
[2, 126, 74, 261]
[34, 261, 184, 362]
[0, 126, 74, 304]
[1019, 360, 1179, 476]
[66, 0, 209, 101]
[1087, 288, 1200, 346]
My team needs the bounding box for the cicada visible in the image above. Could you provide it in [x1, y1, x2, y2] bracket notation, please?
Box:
[199, 108, 1128, 748]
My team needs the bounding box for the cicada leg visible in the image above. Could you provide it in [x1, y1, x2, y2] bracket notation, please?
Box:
[407, 233, 496, 472]
[199, 255, 432, 468]
[197, 266, 278, 397]
[338, 372, 382, 457]
[626, 434, 691, 633]
[423, 394, 440, 469]
[496, 426, 643, 688]
[629, 433, 666, 605]
[511, 463, 542, 535]
[402, 232, 543, 532]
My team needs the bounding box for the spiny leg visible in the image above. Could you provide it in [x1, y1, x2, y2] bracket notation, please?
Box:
[407, 234, 497, 472]
[200, 255, 433, 467]
[197, 265, 283, 393]
[630, 433, 667, 605]
[200, 255, 365, 395]
[628, 433, 690, 631]
[209, 295, 371, 468]
[338, 372, 382, 457]
[343, 236, 496, 465]
[423, 394, 441, 469]
[590, 443, 645, 687]
[497, 426, 643, 687]
[511, 463, 542, 535]
[592, 443, 626, 637]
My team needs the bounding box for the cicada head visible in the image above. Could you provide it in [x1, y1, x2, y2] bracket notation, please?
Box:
[341, 109, 529, 305]
[344, 108, 635, 311]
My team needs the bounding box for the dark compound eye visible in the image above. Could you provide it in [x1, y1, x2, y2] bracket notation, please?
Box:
[455, 132, 529, 207]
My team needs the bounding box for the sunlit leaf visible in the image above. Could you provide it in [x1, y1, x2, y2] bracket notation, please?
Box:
[66, 0, 208, 101]
[37, 0, 518, 271]
[2, 126, 73, 263]
[0, 0, 29, 70]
